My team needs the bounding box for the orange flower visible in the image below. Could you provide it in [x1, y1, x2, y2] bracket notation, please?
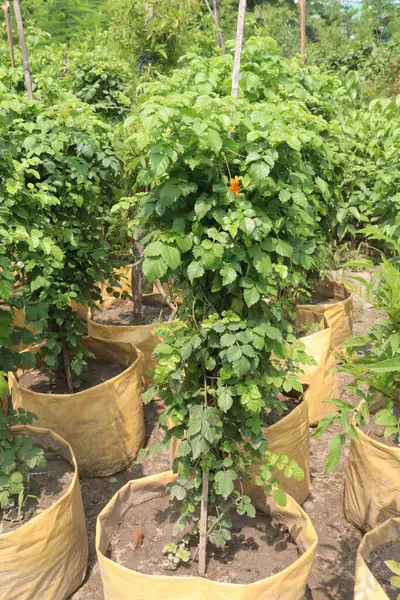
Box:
[229, 176, 240, 196]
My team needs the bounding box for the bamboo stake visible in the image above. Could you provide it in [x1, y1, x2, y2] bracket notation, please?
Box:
[2, 0, 15, 67]
[198, 470, 209, 577]
[62, 346, 74, 395]
[202, 0, 224, 50]
[231, 0, 247, 99]
[299, 0, 306, 65]
[13, 0, 33, 99]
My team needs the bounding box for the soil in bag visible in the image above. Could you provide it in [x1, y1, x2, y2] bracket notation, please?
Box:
[365, 539, 400, 600]
[0, 448, 73, 534]
[107, 496, 300, 584]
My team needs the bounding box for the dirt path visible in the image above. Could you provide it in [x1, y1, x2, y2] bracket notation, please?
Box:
[71, 273, 377, 599]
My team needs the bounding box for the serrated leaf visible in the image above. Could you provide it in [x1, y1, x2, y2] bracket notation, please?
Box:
[142, 257, 168, 282]
[275, 239, 293, 258]
[325, 434, 345, 473]
[217, 388, 233, 412]
[162, 245, 180, 270]
[187, 261, 204, 282]
[226, 345, 242, 362]
[214, 469, 237, 499]
[207, 129, 223, 154]
[220, 266, 237, 286]
[273, 488, 287, 506]
[243, 286, 260, 307]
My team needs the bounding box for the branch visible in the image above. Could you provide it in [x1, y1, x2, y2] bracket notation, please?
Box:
[154, 279, 178, 312]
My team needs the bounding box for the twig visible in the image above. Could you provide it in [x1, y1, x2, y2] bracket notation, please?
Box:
[202, 0, 224, 49]
[154, 279, 177, 312]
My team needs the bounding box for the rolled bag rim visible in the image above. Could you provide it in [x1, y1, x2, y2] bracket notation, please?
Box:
[354, 517, 400, 600]
[345, 400, 400, 532]
[8, 335, 143, 400]
[0, 424, 81, 538]
[9, 336, 145, 477]
[296, 279, 352, 310]
[95, 470, 318, 597]
[0, 424, 88, 600]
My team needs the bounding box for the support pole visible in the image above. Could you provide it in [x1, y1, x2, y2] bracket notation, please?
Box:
[13, 0, 33, 99]
[2, 0, 15, 67]
[299, 0, 306, 65]
[231, 0, 247, 98]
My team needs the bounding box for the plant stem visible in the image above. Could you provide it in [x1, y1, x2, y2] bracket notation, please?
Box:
[198, 469, 209, 577]
[13, 0, 33, 99]
[2, 1, 15, 67]
[154, 279, 177, 312]
[62, 345, 74, 395]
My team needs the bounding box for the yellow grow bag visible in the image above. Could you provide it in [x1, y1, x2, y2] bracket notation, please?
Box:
[9, 337, 145, 477]
[296, 281, 353, 352]
[96, 471, 317, 600]
[354, 517, 400, 600]
[0, 425, 87, 600]
[296, 321, 339, 425]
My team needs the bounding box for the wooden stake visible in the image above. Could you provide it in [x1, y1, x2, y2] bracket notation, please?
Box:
[198, 470, 209, 577]
[203, 0, 224, 50]
[2, 0, 15, 68]
[132, 237, 144, 325]
[13, 0, 33, 99]
[231, 0, 247, 99]
[299, 0, 306, 65]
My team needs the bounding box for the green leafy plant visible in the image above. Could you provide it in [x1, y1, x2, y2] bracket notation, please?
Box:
[0, 407, 46, 513]
[314, 227, 400, 471]
[0, 86, 122, 392]
[124, 36, 341, 572]
[162, 540, 191, 571]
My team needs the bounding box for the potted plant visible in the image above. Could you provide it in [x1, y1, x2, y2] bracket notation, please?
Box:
[0, 408, 87, 600]
[94, 8, 346, 591]
[314, 228, 400, 532]
[1, 89, 144, 476]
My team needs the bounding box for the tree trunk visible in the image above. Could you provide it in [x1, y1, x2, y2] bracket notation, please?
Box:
[198, 470, 209, 577]
[231, 0, 247, 99]
[2, 1, 15, 68]
[132, 236, 144, 325]
[299, 0, 306, 65]
[62, 345, 74, 395]
[13, 0, 33, 99]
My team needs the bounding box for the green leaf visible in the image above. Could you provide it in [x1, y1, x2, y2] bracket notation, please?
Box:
[243, 286, 260, 307]
[217, 388, 233, 412]
[162, 245, 180, 270]
[325, 434, 345, 473]
[275, 239, 293, 258]
[30, 276, 50, 292]
[187, 261, 204, 282]
[226, 345, 242, 362]
[142, 257, 168, 282]
[385, 561, 400, 577]
[220, 266, 237, 286]
[370, 358, 400, 372]
[249, 161, 270, 183]
[375, 409, 398, 427]
[207, 129, 223, 154]
[214, 469, 237, 499]
[273, 488, 287, 506]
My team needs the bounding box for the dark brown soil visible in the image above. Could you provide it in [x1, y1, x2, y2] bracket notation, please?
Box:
[109, 496, 299, 583]
[310, 297, 340, 306]
[263, 396, 303, 427]
[359, 413, 400, 448]
[365, 540, 400, 600]
[18, 358, 125, 394]
[0, 449, 73, 534]
[93, 300, 170, 327]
